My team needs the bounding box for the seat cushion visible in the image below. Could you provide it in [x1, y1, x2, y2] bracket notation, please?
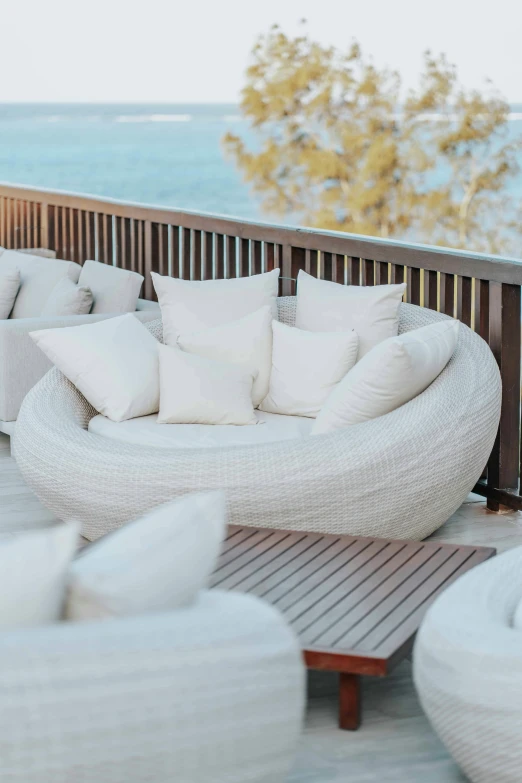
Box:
[88, 410, 313, 449]
[78, 260, 144, 314]
[0, 250, 81, 318]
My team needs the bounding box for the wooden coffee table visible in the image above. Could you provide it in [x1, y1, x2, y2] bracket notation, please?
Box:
[210, 525, 495, 730]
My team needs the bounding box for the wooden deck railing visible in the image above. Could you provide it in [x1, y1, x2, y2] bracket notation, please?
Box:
[1, 181, 521, 513]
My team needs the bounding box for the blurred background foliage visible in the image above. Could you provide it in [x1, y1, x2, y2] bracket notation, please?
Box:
[223, 23, 522, 254]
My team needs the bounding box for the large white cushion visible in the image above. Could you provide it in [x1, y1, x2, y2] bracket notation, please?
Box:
[0, 268, 20, 319]
[259, 320, 358, 418]
[313, 319, 459, 434]
[0, 522, 79, 629]
[152, 268, 280, 345]
[30, 313, 160, 422]
[295, 270, 406, 359]
[158, 344, 256, 425]
[0, 250, 81, 318]
[65, 492, 226, 620]
[79, 260, 144, 314]
[89, 410, 313, 449]
[178, 306, 273, 407]
[41, 277, 93, 316]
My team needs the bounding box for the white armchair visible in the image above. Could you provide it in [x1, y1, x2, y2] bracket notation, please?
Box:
[0, 589, 304, 783]
[0, 247, 161, 433]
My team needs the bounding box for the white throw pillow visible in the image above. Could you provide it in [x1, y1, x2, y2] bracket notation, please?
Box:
[79, 260, 144, 314]
[313, 319, 459, 434]
[0, 522, 79, 629]
[0, 268, 20, 319]
[178, 306, 273, 407]
[158, 343, 257, 425]
[0, 250, 80, 318]
[259, 320, 359, 418]
[30, 313, 160, 422]
[152, 268, 280, 345]
[41, 277, 94, 316]
[65, 492, 226, 620]
[295, 269, 406, 359]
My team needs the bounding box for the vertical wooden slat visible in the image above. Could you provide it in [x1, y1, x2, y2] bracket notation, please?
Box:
[215, 234, 225, 279]
[33, 202, 40, 247]
[61, 207, 69, 260]
[457, 276, 472, 326]
[475, 279, 490, 341]
[19, 200, 26, 248]
[169, 225, 179, 277]
[6, 199, 12, 248]
[331, 254, 344, 283]
[407, 267, 421, 305]
[440, 273, 455, 316]
[143, 221, 153, 299]
[160, 224, 169, 276]
[181, 227, 191, 279]
[289, 246, 305, 294]
[225, 235, 236, 278]
[487, 282, 521, 509]
[237, 238, 249, 278]
[350, 257, 361, 285]
[68, 208, 76, 262]
[0, 197, 5, 246]
[375, 261, 389, 285]
[424, 270, 438, 311]
[391, 264, 404, 286]
[323, 252, 333, 281]
[190, 229, 201, 280]
[86, 212, 95, 262]
[307, 249, 319, 278]
[201, 230, 212, 280]
[265, 243, 275, 272]
[252, 240, 262, 276]
[363, 259, 375, 286]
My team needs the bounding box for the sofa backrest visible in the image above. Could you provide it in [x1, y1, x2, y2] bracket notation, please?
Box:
[0, 250, 81, 319]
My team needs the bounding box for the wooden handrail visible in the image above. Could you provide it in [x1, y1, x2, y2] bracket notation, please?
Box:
[0, 181, 522, 284]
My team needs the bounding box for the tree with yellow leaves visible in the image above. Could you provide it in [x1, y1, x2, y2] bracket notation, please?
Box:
[223, 24, 521, 253]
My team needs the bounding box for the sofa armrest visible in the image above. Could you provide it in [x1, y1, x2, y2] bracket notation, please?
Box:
[0, 590, 304, 783]
[0, 310, 160, 424]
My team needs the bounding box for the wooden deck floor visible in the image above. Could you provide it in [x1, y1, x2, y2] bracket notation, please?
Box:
[1, 431, 521, 782]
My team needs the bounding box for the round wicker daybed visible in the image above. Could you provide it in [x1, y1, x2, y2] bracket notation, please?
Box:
[413, 546, 522, 783]
[13, 297, 501, 542]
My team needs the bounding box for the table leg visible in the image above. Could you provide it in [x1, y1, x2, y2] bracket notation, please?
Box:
[339, 672, 361, 730]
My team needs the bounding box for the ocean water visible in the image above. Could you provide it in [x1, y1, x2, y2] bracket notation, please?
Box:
[0, 103, 521, 225]
[0, 103, 262, 219]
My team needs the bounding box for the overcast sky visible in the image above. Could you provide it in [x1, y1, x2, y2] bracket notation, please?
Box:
[3, 0, 521, 103]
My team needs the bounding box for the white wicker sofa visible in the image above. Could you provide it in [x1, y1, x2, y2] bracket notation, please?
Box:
[13, 297, 501, 542]
[0, 248, 159, 434]
[413, 546, 522, 783]
[0, 589, 304, 782]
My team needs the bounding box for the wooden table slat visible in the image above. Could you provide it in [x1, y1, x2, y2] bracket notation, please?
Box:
[212, 525, 495, 730]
